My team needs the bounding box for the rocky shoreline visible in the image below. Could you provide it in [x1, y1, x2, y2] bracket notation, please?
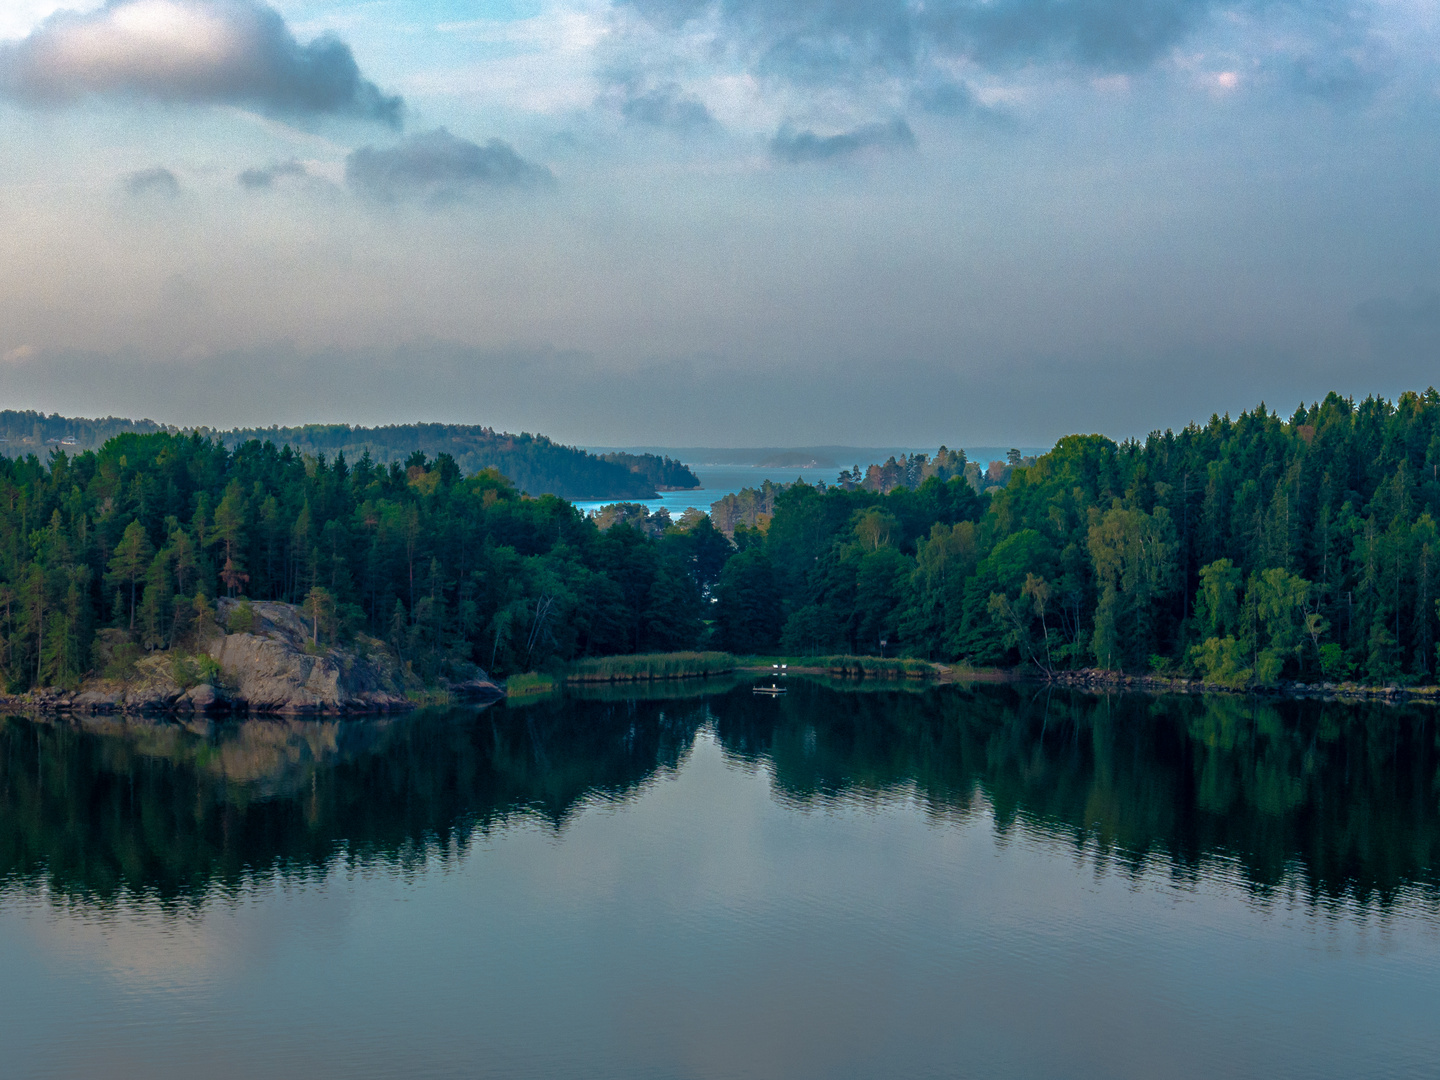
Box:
[1049, 667, 1440, 703]
[0, 599, 503, 717]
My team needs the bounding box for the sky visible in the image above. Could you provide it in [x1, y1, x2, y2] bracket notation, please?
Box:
[2, 0, 1439, 447]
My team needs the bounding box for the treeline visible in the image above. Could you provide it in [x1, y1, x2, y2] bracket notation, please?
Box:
[710, 480, 789, 536]
[709, 390, 1440, 685]
[0, 413, 681, 501]
[216, 423, 665, 500]
[599, 452, 700, 490]
[0, 411, 167, 454]
[14, 390, 1440, 691]
[834, 447, 971, 493]
[709, 447, 1030, 537]
[0, 432, 731, 690]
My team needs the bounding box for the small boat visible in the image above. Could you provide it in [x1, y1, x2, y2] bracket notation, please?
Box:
[752, 682, 787, 696]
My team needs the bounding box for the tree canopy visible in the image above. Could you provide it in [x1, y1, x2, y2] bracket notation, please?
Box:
[10, 390, 1440, 690]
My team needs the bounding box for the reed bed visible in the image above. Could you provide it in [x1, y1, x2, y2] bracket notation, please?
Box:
[565, 652, 735, 683]
[506, 672, 560, 697]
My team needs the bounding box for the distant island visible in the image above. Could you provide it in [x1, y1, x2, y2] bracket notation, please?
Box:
[598, 452, 701, 491]
[0, 412, 698, 501]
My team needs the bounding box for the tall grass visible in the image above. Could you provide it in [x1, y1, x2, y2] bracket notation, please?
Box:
[565, 652, 735, 683]
[506, 672, 559, 697]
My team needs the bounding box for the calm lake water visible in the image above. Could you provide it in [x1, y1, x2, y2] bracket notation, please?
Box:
[571, 465, 804, 518]
[570, 447, 1050, 517]
[2, 681, 1439, 1080]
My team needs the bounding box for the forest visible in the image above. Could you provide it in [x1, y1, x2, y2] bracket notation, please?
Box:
[599, 452, 701, 490]
[0, 412, 697, 502]
[0, 431, 737, 690]
[6, 390, 1440, 690]
[714, 389, 1440, 686]
[217, 424, 700, 500]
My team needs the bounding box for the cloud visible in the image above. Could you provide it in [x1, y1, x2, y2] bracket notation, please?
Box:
[624, 0, 1235, 83]
[615, 0, 1394, 122]
[908, 79, 1010, 124]
[0, 0, 402, 125]
[345, 129, 555, 205]
[911, 80, 981, 116]
[770, 118, 915, 163]
[620, 82, 716, 130]
[934, 0, 1218, 73]
[238, 158, 306, 189]
[123, 165, 180, 195]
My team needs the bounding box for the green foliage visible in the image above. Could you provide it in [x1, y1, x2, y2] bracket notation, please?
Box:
[1088, 504, 1177, 670]
[598, 452, 700, 491]
[505, 671, 559, 697]
[227, 599, 256, 634]
[710, 480, 787, 537]
[834, 447, 977, 492]
[713, 549, 782, 653]
[1320, 643, 1352, 681]
[170, 653, 221, 690]
[0, 431, 723, 690]
[101, 640, 142, 681]
[1190, 636, 1252, 687]
[592, 503, 673, 535]
[218, 423, 660, 500]
[701, 389, 1440, 684]
[1195, 559, 1242, 639]
[11, 389, 1440, 691]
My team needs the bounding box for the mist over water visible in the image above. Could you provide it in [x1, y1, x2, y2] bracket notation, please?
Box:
[1, 683, 1437, 1079]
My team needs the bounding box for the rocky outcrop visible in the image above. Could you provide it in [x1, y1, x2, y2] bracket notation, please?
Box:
[3, 600, 502, 716]
[206, 600, 413, 714]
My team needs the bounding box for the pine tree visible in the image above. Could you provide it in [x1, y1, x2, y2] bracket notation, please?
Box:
[107, 521, 154, 630]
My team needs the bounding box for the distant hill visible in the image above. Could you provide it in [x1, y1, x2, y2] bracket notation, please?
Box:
[756, 451, 835, 469]
[0, 412, 697, 501]
[589, 445, 1048, 469]
[0, 411, 169, 451]
[214, 425, 692, 500]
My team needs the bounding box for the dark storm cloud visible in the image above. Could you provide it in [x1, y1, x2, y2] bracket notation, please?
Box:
[346, 129, 555, 204]
[770, 118, 915, 163]
[621, 82, 716, 130]
[238, 159, 307, 189]
[624, 0, 1240, 81]
[0, 0, 402, 126]
[123, 166, 180, 196]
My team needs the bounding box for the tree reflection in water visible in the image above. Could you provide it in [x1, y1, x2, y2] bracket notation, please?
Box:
[1, 682, 1437, 911]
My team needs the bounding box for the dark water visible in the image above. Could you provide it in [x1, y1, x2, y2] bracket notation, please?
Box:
[2, 682, 1438, 1079]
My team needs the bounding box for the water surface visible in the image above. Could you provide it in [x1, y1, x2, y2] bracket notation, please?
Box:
[2, 683, 1438, 1079]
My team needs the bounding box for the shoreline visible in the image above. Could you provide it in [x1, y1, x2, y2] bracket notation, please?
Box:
[1040, 667, 1440, 704]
